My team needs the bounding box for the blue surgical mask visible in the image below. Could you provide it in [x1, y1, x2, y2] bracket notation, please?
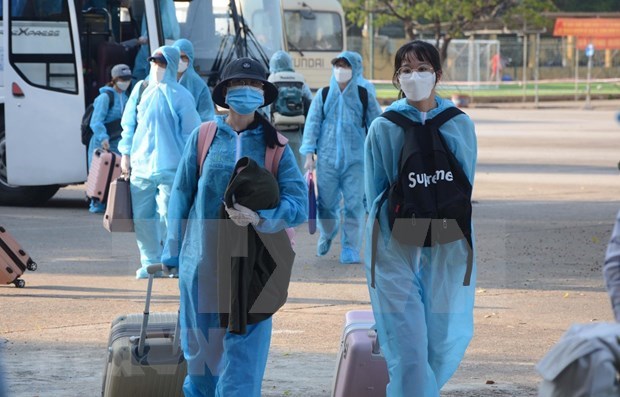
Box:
[225, 86, 264, 115]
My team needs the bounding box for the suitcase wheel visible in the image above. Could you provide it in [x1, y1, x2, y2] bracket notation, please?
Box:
[27, 261, 37, 271]
[14, 279, 25, 288]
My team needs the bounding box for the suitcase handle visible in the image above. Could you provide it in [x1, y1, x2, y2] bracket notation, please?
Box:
[137, 264, 181, 357]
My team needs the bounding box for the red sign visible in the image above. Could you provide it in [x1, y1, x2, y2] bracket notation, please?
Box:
[553, 18, 620, 38]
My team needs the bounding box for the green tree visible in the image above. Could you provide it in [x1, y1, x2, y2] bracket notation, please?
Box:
[343, 0, 557, 63]
[553, 0, 620, 12]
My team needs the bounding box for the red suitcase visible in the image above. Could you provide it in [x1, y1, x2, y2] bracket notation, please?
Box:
[86, 149, 122, 203]
[332, 310, 389, 397]
[0, 226, 37, 288]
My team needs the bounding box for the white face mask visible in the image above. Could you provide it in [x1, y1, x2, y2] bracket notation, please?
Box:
[150, 65, 166, 83]
[333, 67, 352, 84]
[116, 81, 130, 91]
[399, 71, 436, 101]
[178, 59, 188, 74]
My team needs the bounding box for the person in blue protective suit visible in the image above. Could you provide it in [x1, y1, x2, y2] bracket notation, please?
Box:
[604, 209, 620, 321]
[118, 46, 201, 279]
[132, 0, 180, 81]
[161, 57, 307, 397]
[267, 50, 313, 168]
[364, 40, 477, 397]
[173, 38, 216, 122]
[349, 51, 378, 98]
[87, 63, 133, 213]
[299, 50, 382, 264]
[268, 50, 313, 110]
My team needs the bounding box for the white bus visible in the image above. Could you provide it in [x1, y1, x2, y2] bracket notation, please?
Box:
[282, 0, 346, 90]
[0, 0, 344, 206]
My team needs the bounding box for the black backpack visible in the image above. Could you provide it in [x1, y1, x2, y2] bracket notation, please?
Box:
[321, 85, 369, 131]
[371, 107, 473, 287]
[81, 90, 115, 145]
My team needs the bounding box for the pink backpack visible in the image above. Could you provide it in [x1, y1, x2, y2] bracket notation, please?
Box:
[196, 121, 296, 246]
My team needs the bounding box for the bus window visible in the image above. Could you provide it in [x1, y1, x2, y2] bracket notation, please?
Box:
[284, 10, 342, 52]
[9, 0, 77, 93]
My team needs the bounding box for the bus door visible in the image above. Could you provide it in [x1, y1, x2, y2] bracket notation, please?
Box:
[3, 0, 86, 186]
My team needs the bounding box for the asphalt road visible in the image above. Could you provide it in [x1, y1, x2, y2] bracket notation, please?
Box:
[1, 100, 620, 396]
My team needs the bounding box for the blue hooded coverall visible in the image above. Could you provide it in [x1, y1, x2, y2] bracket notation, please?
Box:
[132, 0, 180, 81]
[348, 51, 378, 98]
[118, 46, 200, 276]
[364, 96, 477, 397]
[88, 86, 127, 165]
[268, 50, 313, 170]
[172, 39, 216, 122]
[162, 115, 307, 397]
[268, 50, 313, 105]
[87, 85, 128, 212]
[299, 50, 382, 263]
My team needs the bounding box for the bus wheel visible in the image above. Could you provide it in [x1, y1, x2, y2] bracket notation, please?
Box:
[0, 130, 59, 206]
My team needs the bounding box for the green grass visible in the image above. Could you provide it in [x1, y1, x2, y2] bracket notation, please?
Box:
[374, 81, 620, 101]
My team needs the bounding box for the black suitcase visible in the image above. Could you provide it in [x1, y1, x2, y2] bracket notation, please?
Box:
[101, 264, 186, 397]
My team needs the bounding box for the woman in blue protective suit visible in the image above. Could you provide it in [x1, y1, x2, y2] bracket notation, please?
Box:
[173, 39, 216, 122]
[87, 63, 132, 213]
[299, 50, 382, 264]
[364, 40, 477, 397]
[118, 46, 201, 279]
[161, 57, 306, 397]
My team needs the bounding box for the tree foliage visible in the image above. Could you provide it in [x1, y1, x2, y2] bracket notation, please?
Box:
[553, 0, 620, 12]
[342, 0, 557, 63]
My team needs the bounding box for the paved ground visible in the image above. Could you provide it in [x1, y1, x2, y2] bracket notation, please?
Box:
[1, 100, 619, 396]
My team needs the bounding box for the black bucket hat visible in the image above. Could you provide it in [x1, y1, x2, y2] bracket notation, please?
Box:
[212, 57, 278, 109]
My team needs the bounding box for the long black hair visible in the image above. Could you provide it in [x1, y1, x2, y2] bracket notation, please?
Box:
[392, 40, 442, 98]
[256, 112, 285, 148]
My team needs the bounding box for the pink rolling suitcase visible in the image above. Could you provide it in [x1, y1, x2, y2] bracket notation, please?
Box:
[0, 226, 37, 288]
[332, 310, 389, 397]
[86, 149, 121, 203]
[102, 264, 185, 397]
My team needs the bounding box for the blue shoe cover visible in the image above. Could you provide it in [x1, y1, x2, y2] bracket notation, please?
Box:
[135, 267, 149, 279]
[340, 248, 360, 264]
[89, 201, 106, 213]
[317, 237, 332, 256]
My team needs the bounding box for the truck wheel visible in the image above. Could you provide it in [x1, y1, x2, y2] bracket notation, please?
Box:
[0, 130, 59, 206]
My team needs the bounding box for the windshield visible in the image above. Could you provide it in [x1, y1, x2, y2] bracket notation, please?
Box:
[284, 10, 343, 52]
[175, 0, 283, 81]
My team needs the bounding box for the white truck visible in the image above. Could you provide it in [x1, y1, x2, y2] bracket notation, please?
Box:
[0, 0, 345, 206]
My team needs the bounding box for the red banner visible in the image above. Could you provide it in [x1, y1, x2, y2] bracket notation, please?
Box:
[554, 18, 620, 38]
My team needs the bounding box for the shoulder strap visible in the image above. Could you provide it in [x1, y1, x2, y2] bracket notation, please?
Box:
[196, 121, 218, 177]
[321, 86, 329, 117]
[321, 86, 329, 103]
[136, 80, 148, 106]
[381, 110, 421, 129]
[265, 132, 289, 176]
[426, 106, 464, 126]
[358, 86, 368, 130]
[105, 90, 114, 108]
[196, 122, 287, 177]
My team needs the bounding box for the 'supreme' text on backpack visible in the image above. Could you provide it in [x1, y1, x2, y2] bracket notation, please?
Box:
[371, 107, 473, 287]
